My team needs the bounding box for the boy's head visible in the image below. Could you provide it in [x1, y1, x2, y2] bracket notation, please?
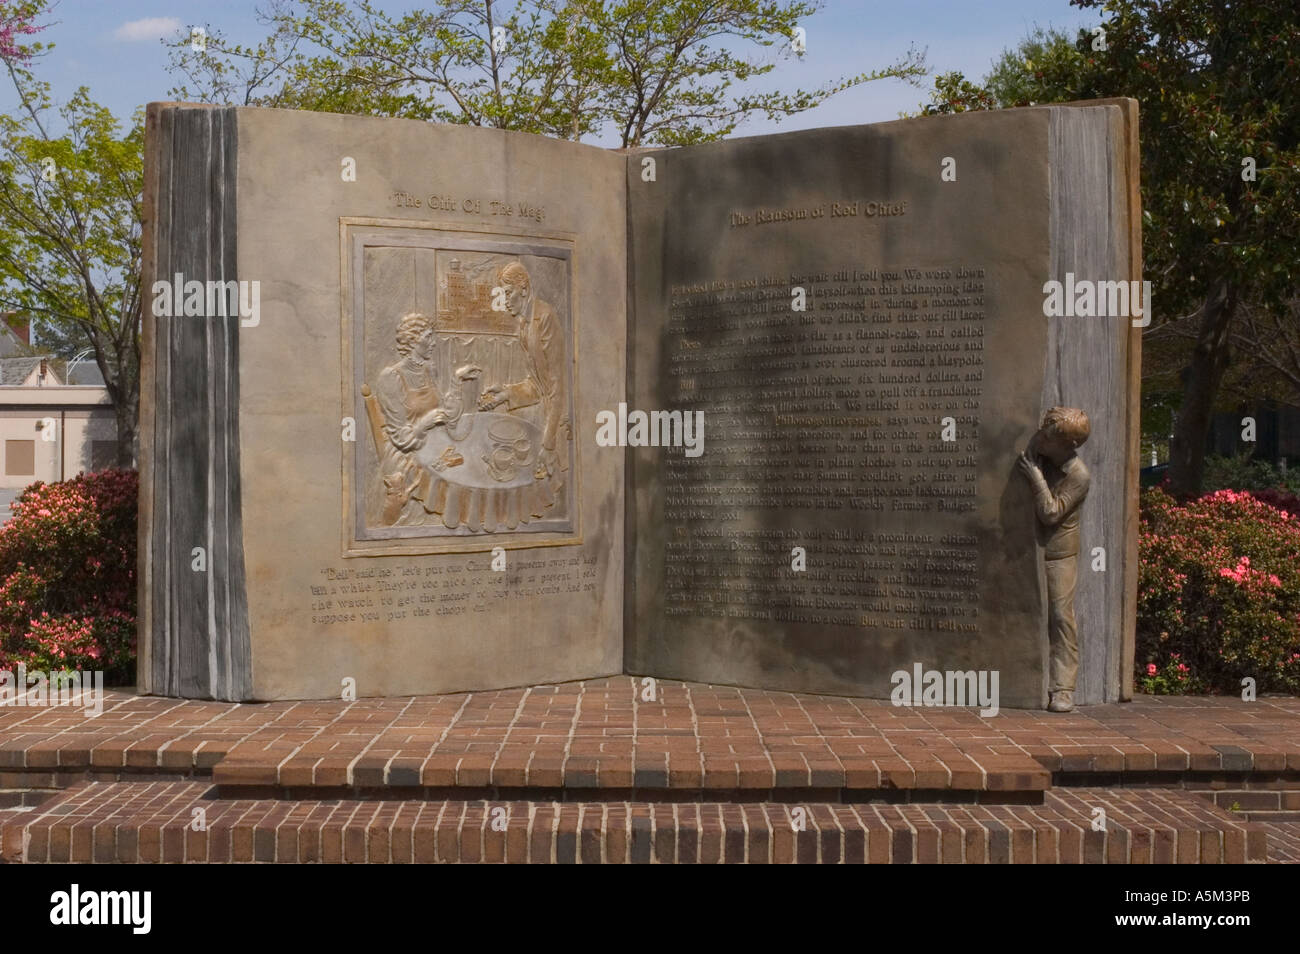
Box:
[1036, 406, 1090, 462]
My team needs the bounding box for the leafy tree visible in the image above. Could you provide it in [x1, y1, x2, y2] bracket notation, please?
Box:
[168, 0, 927, 147]
[1228, 299, 1300, 403]
[981, 24, 1085, 108]
[0, 0, 142, 464]
[922, 3, 1300, 496]
[584, 0, 921, 146]
[915, 26, 1082, 116]
[919, 71, 995, 115]
[31, 316, 96, 361]
[1075, 0, 1300, 497]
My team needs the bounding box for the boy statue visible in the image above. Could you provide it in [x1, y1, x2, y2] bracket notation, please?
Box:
[1016, 406, 1091, 713]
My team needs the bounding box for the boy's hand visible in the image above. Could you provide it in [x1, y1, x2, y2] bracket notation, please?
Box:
[1016, 451, 1041, 480]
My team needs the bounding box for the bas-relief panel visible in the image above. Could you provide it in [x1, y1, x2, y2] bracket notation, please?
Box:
[343, 223, 580, 554]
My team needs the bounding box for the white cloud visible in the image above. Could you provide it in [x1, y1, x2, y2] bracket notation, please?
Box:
[112, 17, 183, 42]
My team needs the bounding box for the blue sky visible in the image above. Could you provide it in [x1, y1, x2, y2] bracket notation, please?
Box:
[11, 0, 1102, 140]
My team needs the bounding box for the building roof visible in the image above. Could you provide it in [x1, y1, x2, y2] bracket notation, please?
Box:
[0, 356, 63, 387]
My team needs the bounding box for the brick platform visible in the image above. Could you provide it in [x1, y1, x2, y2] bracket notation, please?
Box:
[4, 679, 1299, 789]
[1, 679, 1297, 862]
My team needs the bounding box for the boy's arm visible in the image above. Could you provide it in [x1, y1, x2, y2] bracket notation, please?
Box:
[1020, 457, 1090, 527]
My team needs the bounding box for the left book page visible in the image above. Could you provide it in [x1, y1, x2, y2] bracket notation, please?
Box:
[140, 105, 626, 700]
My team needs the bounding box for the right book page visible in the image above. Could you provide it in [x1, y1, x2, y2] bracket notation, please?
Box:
[625, 103, 1140, 708]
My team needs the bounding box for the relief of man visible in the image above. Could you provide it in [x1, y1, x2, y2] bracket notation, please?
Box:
[478, 261, 570, 480]
[373, 312, 461, 524]
[1015, 406, 1091, 713]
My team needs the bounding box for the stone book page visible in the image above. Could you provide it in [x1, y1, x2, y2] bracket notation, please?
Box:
[625, 105, 1140, 707]
[141, 106, 627, 700]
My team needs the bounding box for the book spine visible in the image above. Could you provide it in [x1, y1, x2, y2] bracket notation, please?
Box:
[1045, 104, 1141, 704]
[140, 104, 252, 701]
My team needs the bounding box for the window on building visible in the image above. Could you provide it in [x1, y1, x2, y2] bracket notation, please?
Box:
[5, 440, 35, 476]
[91, 440, 118, 471]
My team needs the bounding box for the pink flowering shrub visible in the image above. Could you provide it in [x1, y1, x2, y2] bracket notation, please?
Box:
[1246, 488, 1300, 518]
[1138, 487, 1300, 695]
[1141, 653, 1205, 695]
[0, 470, 137, 682]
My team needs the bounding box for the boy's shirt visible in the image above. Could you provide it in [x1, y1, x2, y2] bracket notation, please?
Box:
[1031, 454, 1091, 559]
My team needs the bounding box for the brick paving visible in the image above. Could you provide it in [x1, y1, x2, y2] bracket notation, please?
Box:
[0, 781, 1270, 864]
[2, 678, 1298, 793]
[2, 680, 1297, 862]
[1259, 823, 1300, 863]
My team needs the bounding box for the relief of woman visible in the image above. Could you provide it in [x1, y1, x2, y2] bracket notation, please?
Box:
[372, 312, 462, 524]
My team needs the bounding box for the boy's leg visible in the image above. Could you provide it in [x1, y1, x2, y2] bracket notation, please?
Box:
[1045, 555, 1079, 696]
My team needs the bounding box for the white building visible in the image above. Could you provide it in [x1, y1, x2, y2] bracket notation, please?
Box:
[0, 316, 119, 519]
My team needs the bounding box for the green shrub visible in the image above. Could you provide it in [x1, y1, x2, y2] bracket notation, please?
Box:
[1201, 453, 1300, 494]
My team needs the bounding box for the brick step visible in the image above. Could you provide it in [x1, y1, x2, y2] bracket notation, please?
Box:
[209, 751, 1051, 795]
[212, 784, 1051, 806]
[1238, 811, 1300, 823]
[3, 745, 1054, 797]
[1197, 790, 1300, 811]
[0, 781, 1269, 863]
[0, 789, 54, 809]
